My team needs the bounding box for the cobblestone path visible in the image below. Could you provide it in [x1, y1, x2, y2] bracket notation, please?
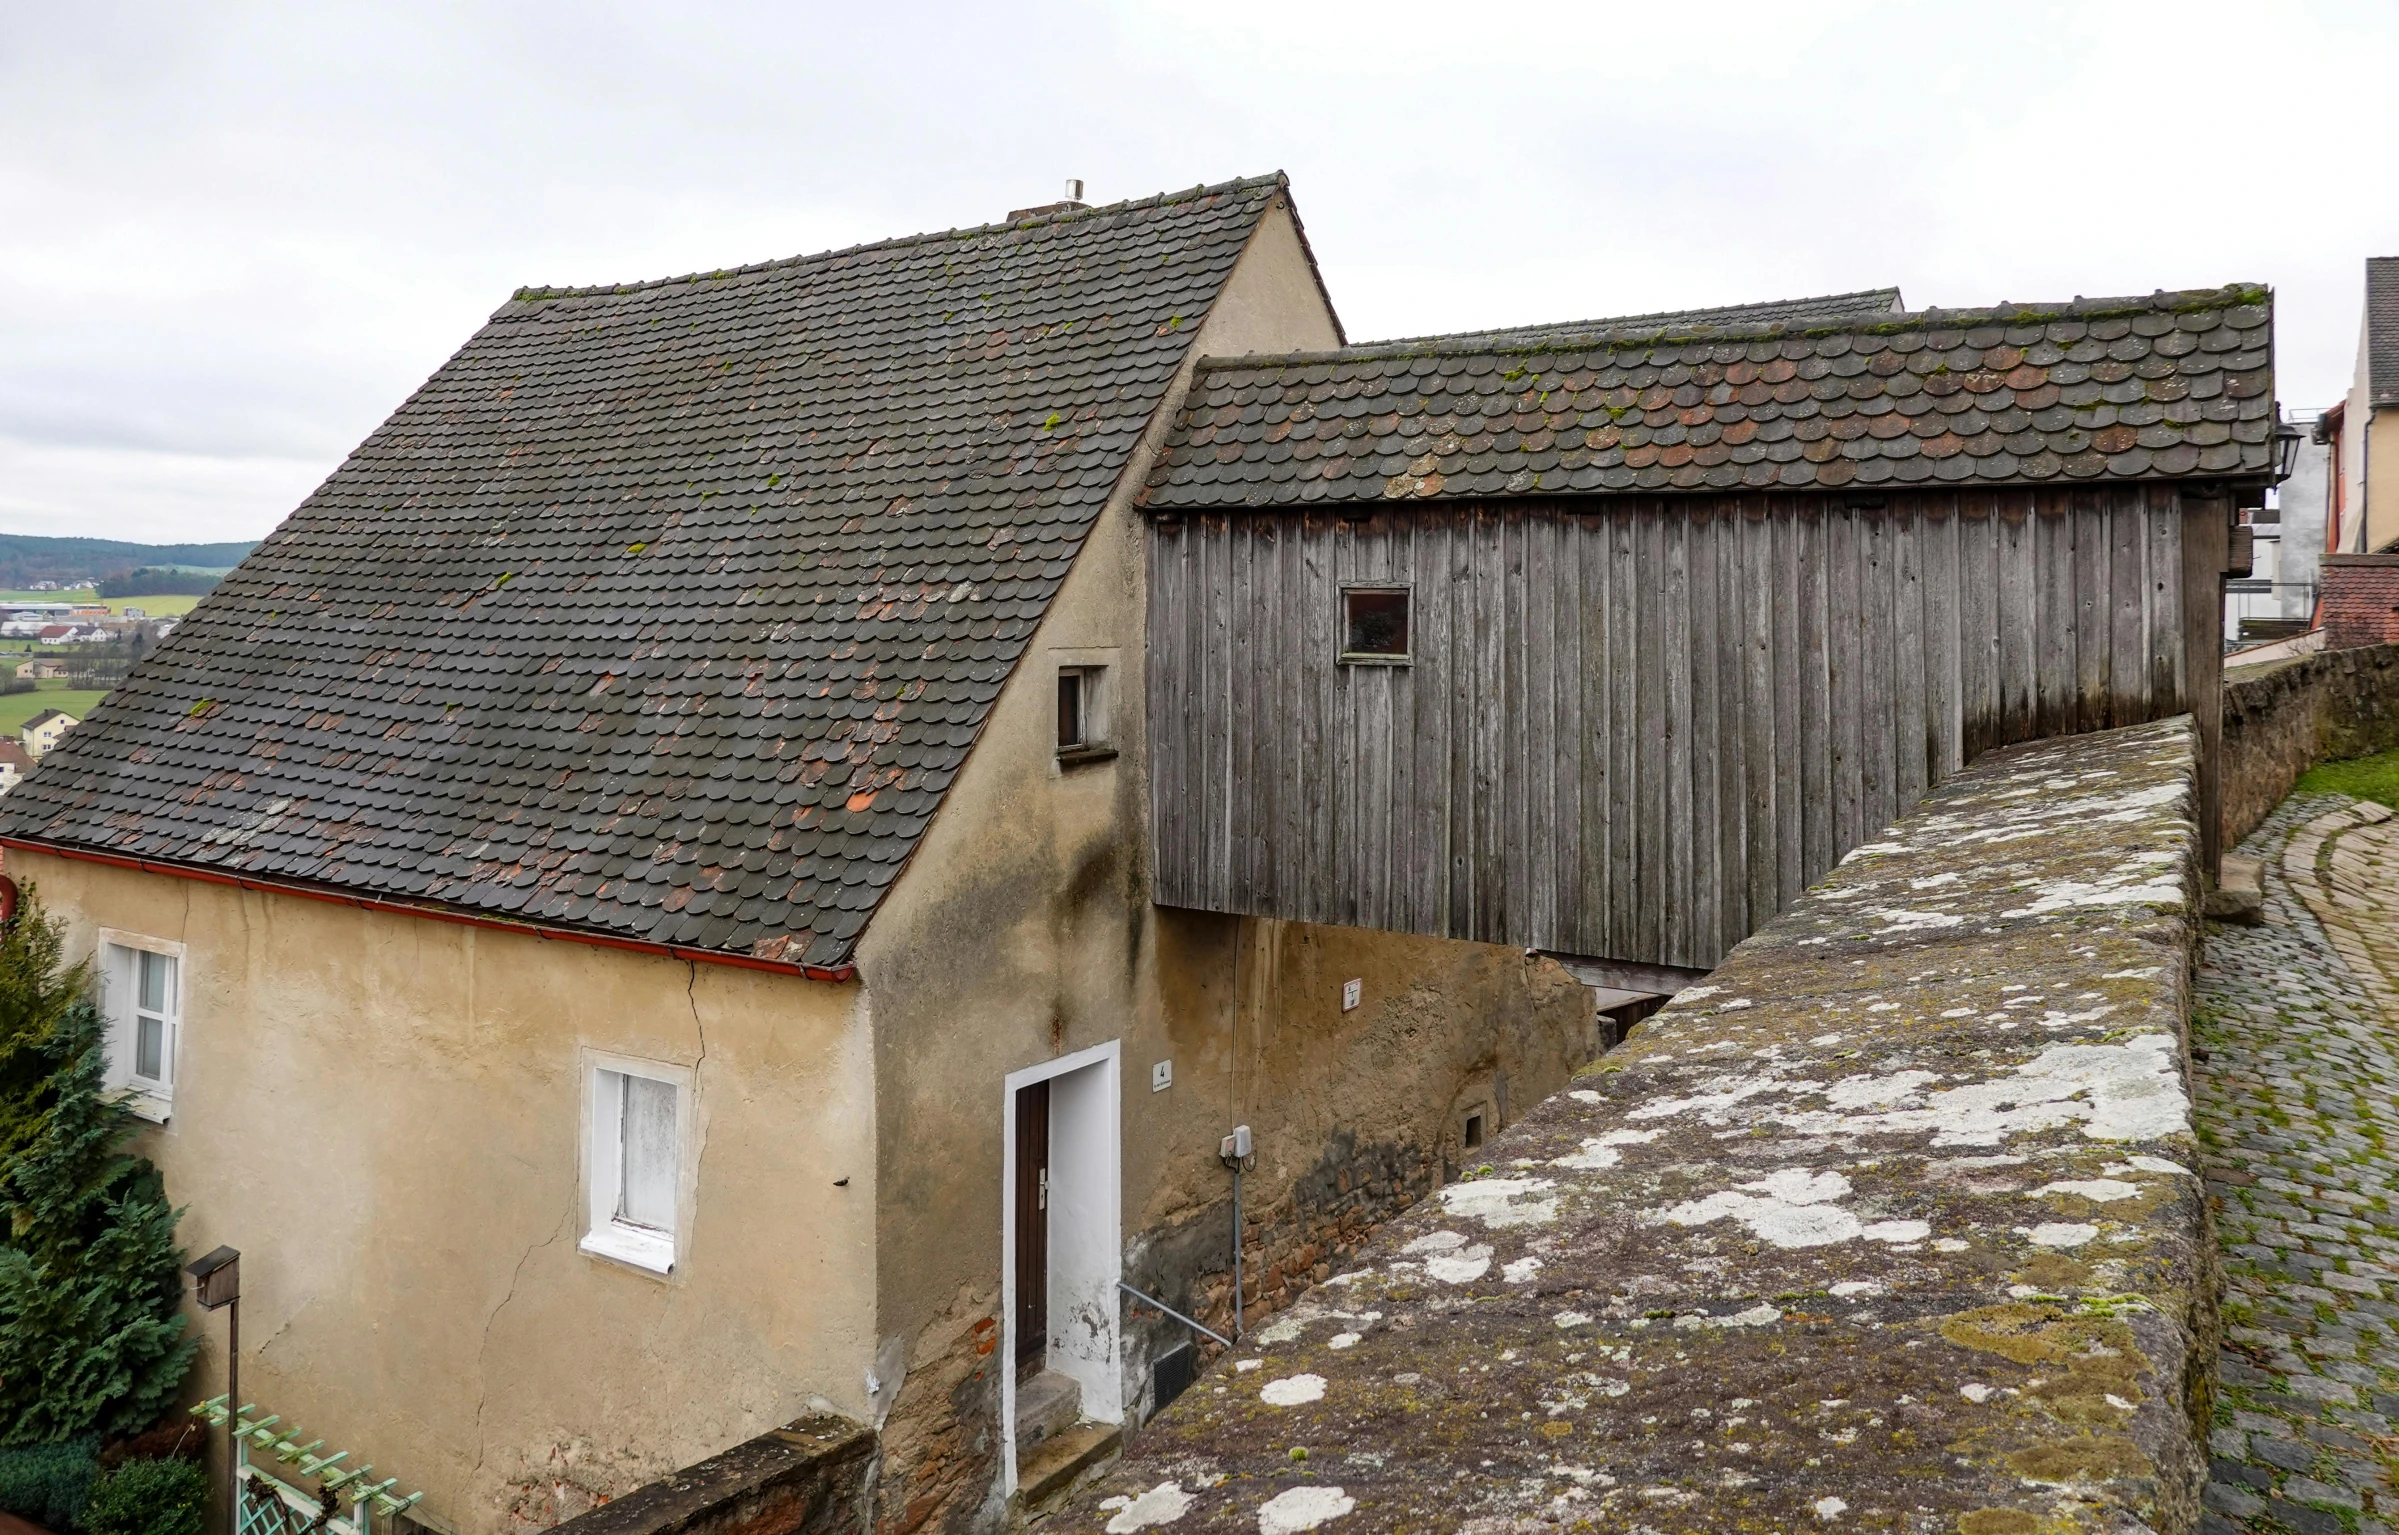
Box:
[2197, 792, 2399, 1535]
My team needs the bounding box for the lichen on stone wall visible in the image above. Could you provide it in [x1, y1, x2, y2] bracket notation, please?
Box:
[1051, 716, 2216, 1534]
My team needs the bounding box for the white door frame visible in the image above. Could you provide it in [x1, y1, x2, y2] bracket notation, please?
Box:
[1000, 1039, 1122, 1492]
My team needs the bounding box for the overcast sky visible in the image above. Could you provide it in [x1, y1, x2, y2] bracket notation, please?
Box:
[3, 1, 2394, 545]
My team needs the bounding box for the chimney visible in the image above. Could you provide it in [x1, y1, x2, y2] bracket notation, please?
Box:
[1006, 179, 1091, 223]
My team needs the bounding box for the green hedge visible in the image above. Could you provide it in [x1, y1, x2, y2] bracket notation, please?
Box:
[0, 1438, 97, 1529]
[85, 1456, 205, 1535]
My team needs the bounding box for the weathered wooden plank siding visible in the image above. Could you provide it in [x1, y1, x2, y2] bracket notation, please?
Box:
[1147, 486, 2221, 970]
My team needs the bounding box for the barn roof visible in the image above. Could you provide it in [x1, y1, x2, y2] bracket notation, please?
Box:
[1140, 285, 2274, 510]
[0, 175, 1291, 971]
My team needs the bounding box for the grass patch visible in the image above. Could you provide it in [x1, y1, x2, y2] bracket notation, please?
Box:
[2298, 747, 2399, 809]
[0, 689, 108, 737]
[0, 590, 207, 618]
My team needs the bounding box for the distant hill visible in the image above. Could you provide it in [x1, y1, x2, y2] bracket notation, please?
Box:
[0, 536, 256, 590]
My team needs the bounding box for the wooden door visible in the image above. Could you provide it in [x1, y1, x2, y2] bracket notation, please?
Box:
[1014, 1079, 1050, 1371]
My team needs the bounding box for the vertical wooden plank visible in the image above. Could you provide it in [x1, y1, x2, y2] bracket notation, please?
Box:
[2110, 486, 2149, 726]
[1447, 512, 1477, 939]
[1771, 498, 1805, 909]
[1997, 492, 2036, 746]
[1300, 516, 1333, 925]
[2146, 489, 2182, 714]
[1827, 503, 1862, 862]
[1799, 499, 1833, 886]
[1574, 509, 1606, 955]
[2036, 490, 2075, 737]
[1742, 499, 1779, 936]
[1921, 494, 1963, 786]
[1682, 501, 1720, 964]
[1506, 507, 1538, 947]
[1892, 500, 1928, 813]
[2073, 491, 2109, 738]
[1147, 521, 1180, 905]
[1539, 509, 1579, 950]
[1659, 506, 1692, 966]
[1956, 493, 1996, 760]
[1608, 505, 1639, 960]
[1475, 508, 1509, 944]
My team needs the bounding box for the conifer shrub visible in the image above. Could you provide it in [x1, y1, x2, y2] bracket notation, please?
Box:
[0, 890, 196, 1445]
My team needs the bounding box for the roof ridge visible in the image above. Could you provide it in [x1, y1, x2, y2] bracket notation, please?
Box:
[507, 172, 1290, 305]
[1354, 289, 1905, 351]
[1193, 283, 2272, 373]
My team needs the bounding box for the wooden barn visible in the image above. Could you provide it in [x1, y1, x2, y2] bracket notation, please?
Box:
[1140, 285, 2276, 977]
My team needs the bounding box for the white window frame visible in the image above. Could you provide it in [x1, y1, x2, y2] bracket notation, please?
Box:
[579, 1051, 694, 1277]
[97, 929, 183, 1123]
[1049, 646, 1121, 768]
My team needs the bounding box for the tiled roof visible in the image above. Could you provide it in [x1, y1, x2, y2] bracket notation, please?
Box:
[0, 175, 1291, 970]
[2368, 257, 2399, 407]
[1141, 285, 2273, 509]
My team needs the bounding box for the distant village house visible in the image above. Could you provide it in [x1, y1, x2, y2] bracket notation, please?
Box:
[19, 708, 77, 760]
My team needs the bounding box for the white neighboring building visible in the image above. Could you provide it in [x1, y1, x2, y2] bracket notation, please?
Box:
[21, 709, 78, 760]
[2228, 407, 2329, 644]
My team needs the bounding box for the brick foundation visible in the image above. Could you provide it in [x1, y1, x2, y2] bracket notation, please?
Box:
[2318, 554, 2399, 648]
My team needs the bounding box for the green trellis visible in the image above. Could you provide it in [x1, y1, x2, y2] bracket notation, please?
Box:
[191, 1397, 425, 1535]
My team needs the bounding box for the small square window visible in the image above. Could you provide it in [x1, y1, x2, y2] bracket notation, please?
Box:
[1342, 588, 1410, 660]
[1055, 665, 1112, 759]
[99, 934, 180, 1120]
[583, 1060, 689, 1276]
[1463, 1111, 1486, 1150]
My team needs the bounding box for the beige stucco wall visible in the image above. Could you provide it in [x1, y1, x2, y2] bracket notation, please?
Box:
[853, 195, 1600, 1532]
[5, 850, 876, 1532]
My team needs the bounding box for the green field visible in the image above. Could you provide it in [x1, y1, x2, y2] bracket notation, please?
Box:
[2298, 747, 2399, 810]
[0, 589, 207, 618]
[0, 688, 107, 737]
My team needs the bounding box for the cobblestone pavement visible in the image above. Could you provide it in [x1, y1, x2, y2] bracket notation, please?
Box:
[2197, 791, 2399, 1535]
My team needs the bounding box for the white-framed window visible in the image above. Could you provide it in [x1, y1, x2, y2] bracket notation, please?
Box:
[580, 1054, 691, 1276]
[97, 930, 183, 1122]
[1049, 646, 1121, 766]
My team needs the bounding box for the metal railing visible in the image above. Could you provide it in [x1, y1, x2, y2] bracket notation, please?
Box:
[1118, 1279, 1232, 1348]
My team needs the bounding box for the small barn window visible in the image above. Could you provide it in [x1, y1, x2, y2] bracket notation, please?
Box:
[1341, 588, 1410, 662]
[1055, 665, 1114, 762]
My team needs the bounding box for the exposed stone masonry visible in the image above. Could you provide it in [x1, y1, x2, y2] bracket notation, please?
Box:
[2196, 793, 2399, 1535]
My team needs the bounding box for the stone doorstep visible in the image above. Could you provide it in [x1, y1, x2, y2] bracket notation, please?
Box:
[1019, 1423, 1123, 1514]
[1016, 1370, 1083, 1458]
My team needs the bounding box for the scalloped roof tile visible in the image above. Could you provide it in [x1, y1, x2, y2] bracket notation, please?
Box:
[1141, 285, 2274, 510]
[0, 175, 1290, 970]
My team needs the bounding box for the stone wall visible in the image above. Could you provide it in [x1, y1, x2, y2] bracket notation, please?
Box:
[2222, 642, 2399, 847]
[543, 1417, 874, 1535]
[1053, 717, 2218, 1534]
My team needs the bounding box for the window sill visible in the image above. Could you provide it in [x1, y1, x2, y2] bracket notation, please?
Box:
[1338, 654, 1412, 667]
[580, 1221, 675, 1276]
[1055, 744, 1119, 768]
[113, 1087, 170, 1124]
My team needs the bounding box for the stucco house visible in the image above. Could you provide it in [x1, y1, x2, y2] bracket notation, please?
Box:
[0, 173, 2269, 1534]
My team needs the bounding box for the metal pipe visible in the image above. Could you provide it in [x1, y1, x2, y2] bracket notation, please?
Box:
[1117, 1280, 1233, 1349]
[1231, 1164, 1243, 1340]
